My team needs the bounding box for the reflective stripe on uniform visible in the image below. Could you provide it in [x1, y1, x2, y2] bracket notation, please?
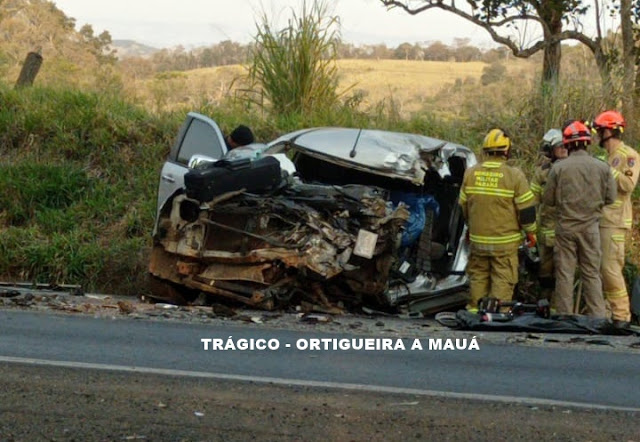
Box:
[464, 187, 515, 198]
[523, 223, 537, 233]
[541, 228, 555, 237]
[618, 146, 631, 157]
[604, 288, 628, 299]
[611, 168, 621, 179]
[610, 199, 623, 208]
[482, 161, 503, 168]
[612, 234, 626, 242]
[530, 182, 543, 195]
[459, 190, 467, 203]
[470, 232, 523, 244]
[624, 219, 632, 227]
[514, 190, 534, 204]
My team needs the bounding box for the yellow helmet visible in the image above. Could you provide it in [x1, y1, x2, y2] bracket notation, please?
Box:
[482, 128, 511, 153]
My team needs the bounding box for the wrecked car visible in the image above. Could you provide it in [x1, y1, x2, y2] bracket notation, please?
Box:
[149, 112, 476, 314]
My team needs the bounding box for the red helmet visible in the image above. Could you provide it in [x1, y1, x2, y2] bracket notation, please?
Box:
[592, 110, 626, 131]
[563, 120, 591, 145]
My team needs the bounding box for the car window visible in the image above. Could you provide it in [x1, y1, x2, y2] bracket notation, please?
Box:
[176, 119, 225, 165]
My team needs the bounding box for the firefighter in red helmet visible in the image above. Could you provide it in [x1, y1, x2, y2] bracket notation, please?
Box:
[542, 120, 616, 317]
[592, 111, 640, 327]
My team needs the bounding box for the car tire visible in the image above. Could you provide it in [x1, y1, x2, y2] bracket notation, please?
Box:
[148, 275, 191, 305]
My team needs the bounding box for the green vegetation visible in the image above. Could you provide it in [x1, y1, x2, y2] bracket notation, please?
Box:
[0, 85, 179, 293]
[0, 0, 638, 297]
[2, 71, 634, 296]
[248, 0, 342, 118]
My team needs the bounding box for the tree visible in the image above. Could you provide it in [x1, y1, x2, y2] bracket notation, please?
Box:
[367, 43, 393, 59]
[79, 24, 117, 65]
[380, 0, 600, 85]
[394, 42, 422, 59]
[423, 41, 450, 61]
[0, 0, 121, 88]
[454, 45, 482, 62]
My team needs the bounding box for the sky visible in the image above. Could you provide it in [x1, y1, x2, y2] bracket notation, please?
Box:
[51, 0, 498, 49]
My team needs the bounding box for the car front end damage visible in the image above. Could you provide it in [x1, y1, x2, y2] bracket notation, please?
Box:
[150, 128, 476, 314]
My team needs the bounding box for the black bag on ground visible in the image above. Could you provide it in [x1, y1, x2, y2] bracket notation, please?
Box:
[184, 156, 282, 202]
[441, 310, 640, 336]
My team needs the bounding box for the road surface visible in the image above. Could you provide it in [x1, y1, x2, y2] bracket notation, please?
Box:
[1, 309, 640, 440]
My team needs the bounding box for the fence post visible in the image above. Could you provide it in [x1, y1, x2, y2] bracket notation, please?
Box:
[15, 51, 43, 88]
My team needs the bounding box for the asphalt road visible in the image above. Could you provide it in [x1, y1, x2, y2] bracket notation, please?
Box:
[1, 310, 639, 410]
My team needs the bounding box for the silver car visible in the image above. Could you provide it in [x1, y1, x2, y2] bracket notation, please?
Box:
[150, 112, 476, 314]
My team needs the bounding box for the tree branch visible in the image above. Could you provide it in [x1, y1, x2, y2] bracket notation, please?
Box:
[380, 0, 598, 57]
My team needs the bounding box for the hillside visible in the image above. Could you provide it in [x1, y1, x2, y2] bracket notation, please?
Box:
[0, 0, 118, 90]
[112, 40, 159, 58]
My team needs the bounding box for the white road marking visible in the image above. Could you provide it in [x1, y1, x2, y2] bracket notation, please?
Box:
[1, 355, 639, 413]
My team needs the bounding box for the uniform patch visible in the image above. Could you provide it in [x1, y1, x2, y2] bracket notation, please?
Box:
[628, 158, 636, 167]
[612, 157, 621, 167]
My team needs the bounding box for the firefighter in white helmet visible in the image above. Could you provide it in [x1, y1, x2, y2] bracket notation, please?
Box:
[530, 129, 568, 302]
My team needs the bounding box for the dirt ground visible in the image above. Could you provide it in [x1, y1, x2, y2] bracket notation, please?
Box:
[1, 363, 639, 442]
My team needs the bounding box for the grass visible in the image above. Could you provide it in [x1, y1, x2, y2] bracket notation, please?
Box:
[0, 85, 180, 294]
[336, 59, 488, 114]
[0, 52, 637, 297]
[125, 58, 535, 118]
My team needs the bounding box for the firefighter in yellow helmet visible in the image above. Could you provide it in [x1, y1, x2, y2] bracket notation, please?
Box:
[592, 111, 640, 327]
[459, 128, 537, 310]
[530, 129, 568, 302]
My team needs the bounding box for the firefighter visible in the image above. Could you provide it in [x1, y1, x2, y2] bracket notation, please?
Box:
[459, 128, 537, 310]
[592, 110, 640, 326]
[530, 129, 568, 302]
[542, 120, 616, 318]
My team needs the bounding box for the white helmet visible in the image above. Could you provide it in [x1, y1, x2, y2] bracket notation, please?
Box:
[541, 129, 563, 158]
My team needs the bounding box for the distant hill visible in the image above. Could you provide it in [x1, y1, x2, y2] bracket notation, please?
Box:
[112, 40, 159, 58]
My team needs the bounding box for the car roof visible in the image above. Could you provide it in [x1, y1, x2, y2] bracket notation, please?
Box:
[268, 127, 475, 183]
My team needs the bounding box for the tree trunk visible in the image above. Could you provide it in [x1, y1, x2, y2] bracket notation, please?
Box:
[15, 51, 43, 88]
[539, 7, 563, 87]
[542, 37, 561, 85]
[635, 48, 640, 129]
[538, 15, 562, 130]
[620, 0, 636, 144]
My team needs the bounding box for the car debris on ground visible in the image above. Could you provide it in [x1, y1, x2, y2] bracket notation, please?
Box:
[2, 285, 640, 352]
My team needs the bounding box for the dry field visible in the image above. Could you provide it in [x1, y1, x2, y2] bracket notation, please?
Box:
[336, 59, 487, 113]
[129, 58, 537, 114]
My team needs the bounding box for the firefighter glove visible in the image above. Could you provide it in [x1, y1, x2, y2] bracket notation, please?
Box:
[526, 232, 537, 248]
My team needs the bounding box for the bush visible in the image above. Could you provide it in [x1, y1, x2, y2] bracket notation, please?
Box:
[247, 0, 341, 118]
[481, 62, 507, 86]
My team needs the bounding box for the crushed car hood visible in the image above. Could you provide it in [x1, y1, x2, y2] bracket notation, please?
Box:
[268, 128, 471, 185]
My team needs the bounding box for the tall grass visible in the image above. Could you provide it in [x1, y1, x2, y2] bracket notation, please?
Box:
[0, 84, 179, 293]
[247, 0, 343, 119]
